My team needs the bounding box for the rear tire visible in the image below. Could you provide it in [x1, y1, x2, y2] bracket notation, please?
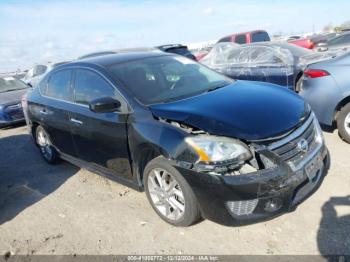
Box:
[144, 156, 201, 227]
[337, 103, 350, 144]
[35, 125, 61, 164]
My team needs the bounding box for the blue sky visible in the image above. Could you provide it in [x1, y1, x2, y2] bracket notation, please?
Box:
[0, 0, 349, 72]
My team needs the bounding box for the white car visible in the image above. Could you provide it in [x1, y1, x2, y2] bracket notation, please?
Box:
[22, 62, 69, 87]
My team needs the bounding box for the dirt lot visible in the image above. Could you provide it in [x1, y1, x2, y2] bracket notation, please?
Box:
[0, 125, 349, 256]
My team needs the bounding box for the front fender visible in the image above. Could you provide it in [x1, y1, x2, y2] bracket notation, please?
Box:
[128, 115, 198, 188]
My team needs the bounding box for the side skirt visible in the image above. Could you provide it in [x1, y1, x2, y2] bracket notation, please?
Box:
[60, 153, 142, 192]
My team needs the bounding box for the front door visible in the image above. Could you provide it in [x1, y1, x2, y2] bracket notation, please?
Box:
[69, 68, 132, 179]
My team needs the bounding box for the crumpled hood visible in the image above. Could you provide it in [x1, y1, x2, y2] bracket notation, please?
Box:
[0, 89, 27, 105]
[150, 81, 308, 140]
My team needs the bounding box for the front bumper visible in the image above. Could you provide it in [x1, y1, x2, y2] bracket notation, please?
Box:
[0, 103, 25, 128]
[0, 118, 25, 128]
[175, 144, 329, 226]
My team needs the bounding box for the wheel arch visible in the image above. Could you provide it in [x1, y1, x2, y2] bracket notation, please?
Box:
[132, 143, 170, 189]
[334, 95, 350, 121]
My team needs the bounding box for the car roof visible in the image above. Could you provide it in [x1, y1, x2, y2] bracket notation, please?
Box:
[78, 47, 161, 60]
[62, 52, 172, 69]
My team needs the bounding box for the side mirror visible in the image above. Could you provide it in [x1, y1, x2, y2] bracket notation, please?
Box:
[89, 97, 121, 113]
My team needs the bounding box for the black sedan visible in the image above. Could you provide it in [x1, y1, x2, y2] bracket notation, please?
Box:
[23, 52, 328, 226]
[0, 76, 29, 128]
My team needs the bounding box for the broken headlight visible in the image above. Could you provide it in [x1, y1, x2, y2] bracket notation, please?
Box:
[185, 135, 252, 164]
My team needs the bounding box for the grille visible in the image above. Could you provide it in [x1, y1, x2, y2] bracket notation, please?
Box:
[268, 116, 317, 167]
[226, 199, 258, 216]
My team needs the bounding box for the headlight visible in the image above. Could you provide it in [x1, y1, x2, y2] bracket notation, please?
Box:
[185, 135, 252, 163]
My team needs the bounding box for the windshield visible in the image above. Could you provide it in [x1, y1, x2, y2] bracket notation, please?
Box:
[108, 55, 233, 105]
[0, 77, 28, 93]
[328, 33, 350, 46]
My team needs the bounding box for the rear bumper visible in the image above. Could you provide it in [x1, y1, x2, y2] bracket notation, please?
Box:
[0, 104, 25, 128]
[175, 144, 329, 226]
[300, 75, 341, 126]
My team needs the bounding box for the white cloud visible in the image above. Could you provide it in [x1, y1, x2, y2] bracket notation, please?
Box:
[0, 0, 349, 72]
[203, 7, 214, 15]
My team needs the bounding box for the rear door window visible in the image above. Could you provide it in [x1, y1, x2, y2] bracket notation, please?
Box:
[46, 70, 72, 101]
[235, 35, 247, 44]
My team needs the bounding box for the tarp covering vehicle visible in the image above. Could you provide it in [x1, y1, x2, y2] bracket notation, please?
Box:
[201, 42, 341, 91]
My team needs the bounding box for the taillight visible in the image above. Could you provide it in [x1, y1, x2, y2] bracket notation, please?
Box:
[304, 69, 330, 78]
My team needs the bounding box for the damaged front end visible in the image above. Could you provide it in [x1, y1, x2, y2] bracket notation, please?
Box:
[161, 113, 329, 226]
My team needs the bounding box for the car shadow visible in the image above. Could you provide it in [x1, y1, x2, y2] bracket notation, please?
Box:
[317, 196, 350, 256]
[321, 124, 336, 133]
[0, 134, 79, 225]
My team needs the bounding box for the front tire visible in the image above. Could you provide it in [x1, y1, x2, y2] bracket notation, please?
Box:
[144, 156, 201, 227]
[337, 103, 350, 144]
[35, 125, 61, 164]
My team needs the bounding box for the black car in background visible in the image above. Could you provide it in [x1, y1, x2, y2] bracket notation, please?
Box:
[23, 52, 328, 226]
[0, 76, 29, 127]
[201, 42, 337, 91]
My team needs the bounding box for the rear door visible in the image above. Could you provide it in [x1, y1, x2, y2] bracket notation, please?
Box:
[69, 68, 132, 179]
[37, 69, 76, 156]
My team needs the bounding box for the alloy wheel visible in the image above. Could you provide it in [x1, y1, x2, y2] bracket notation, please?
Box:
[147, 168, 185, 221]
[345, 112, 350, 136]
[37, 128, 53, 160]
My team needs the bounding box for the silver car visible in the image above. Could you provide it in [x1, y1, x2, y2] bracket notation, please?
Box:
[316, 31, 350, 53]
[300, 52, 350, 143]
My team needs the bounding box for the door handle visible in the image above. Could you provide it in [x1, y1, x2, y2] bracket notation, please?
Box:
[70, 118, 83, 125]
[39, 110, 48, 115]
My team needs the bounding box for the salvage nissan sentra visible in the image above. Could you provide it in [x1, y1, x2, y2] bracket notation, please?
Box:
[23, 52, 329, 226]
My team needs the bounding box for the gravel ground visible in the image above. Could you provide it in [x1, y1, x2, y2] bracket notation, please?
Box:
[0, 125, 349, 256]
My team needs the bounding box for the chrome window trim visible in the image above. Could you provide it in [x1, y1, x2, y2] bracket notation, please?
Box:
[38, 66, 133, 115]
